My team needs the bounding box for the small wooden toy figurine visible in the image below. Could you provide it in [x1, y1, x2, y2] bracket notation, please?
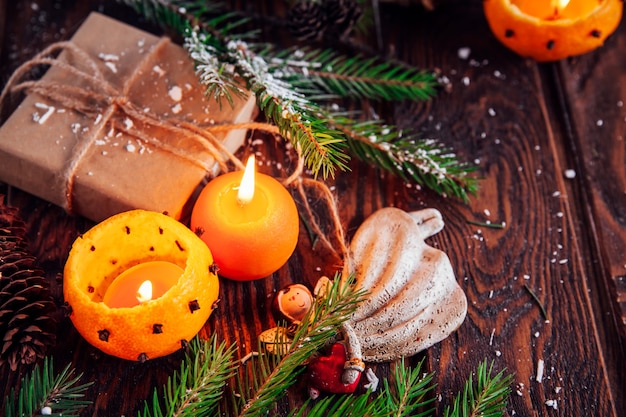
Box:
[272, 283, 314, 326]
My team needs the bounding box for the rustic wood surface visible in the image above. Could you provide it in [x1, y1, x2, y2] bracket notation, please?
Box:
[1, 1, 625, 416]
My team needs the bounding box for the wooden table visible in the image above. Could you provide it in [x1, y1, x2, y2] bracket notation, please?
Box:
[1, 1, 625, 416]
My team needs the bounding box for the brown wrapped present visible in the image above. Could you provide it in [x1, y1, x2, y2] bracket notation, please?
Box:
[0, 12, 257, 222]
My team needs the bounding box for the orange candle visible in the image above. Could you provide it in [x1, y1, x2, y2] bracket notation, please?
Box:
[484, 0, 623, 61]
[103, 261, 183, 308]
[191, 155, 299, 281]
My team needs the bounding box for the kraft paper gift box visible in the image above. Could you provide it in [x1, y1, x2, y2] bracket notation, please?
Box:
[0, 12, 257, 222]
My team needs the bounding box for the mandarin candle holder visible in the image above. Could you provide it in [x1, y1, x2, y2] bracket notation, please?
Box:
[63, 210, 219, 361]
[484, 0, 623, 61]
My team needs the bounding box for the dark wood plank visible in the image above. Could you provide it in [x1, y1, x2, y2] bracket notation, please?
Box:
[381, 2, 624, 415]
[552, 18, 626, 414]
[557, 20, 626, 333]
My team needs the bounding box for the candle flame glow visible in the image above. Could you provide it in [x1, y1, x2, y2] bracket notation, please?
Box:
[551, 0, 571, 12]
[237, 155, 256, 205]
[136, 280, 153, 303]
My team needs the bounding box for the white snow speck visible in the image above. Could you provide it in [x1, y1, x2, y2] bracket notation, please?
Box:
[152, 65, 166, 77]
[35, 104, 55, 125]
[104, 62, 117, 73]
[98, 52, 119, 62]
[168, 86, 183, 102]
[458, 47, 471, 60]
[536, 359, 544, 383]
[564, 169, 576, 179]
[545, 399, 558, 409]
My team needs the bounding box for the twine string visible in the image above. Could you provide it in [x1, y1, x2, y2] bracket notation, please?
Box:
[0, 38, 349, 265]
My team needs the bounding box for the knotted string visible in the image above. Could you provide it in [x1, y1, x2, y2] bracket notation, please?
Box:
[0, 39, 270, 212]
[0, 38, 349, 263]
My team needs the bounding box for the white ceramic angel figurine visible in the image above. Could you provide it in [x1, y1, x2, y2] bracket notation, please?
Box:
[337, 207, 468, 384]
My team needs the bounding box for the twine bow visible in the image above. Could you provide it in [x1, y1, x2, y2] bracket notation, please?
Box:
[0, 38, 349, 262]
[0, 39, 274, 212]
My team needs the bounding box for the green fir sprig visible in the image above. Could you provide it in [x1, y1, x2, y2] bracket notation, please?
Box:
[324, 111, 478, 200]
[266, 47, 438, 102]
[444, 361, 513, 417]
[139, 334, 238, 417]
[117, 0, 478, 200]
[3, 357, 92, 417]
[6, 283, 512, 417]
[233, 274, 367, 417]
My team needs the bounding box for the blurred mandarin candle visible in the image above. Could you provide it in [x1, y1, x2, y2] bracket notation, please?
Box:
[191, 155, 299, 281]
[483, 0, 623, 61]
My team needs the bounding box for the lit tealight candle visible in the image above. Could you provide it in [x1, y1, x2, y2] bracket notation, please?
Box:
[103, 261, 183, 308]
[484, 0, 623, 61]
[191, 155, 299, 281]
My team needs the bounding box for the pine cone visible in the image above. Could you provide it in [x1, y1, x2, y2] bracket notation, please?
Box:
[0, 197, 57, 371]
[322, 0, 362, 40]
[287, 0, 328, 41]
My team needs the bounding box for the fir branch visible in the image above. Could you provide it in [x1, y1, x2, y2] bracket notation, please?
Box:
[140, 334, 238, 417]
[287, 358, 509, 417]
[381, 358, 436, 417]
[4, 357, 92, 417]
[117, 0, 252, 41]
[265, 48, 439, 102]
[443, 360, 513, 417]
[119, 0, 479, 198]
[326, 113, 478, 201]
[184, 30, 248, 107]
[223, 39, 351, 178]
[288, 392, 377, 417]
[233, 275, 367, 417]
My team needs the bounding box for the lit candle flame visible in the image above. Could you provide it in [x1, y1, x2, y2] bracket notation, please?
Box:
[136, 280, 153, 304]
[551, 0, 570, 15]
[237, 155, 256, 205]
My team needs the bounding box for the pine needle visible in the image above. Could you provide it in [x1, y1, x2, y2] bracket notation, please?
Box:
[140, 334, 238, 417]
[443, 360, 513, 417]
[3, 357, 92, 417]
[266, 47, 439, 102]
[382, 358, 436, 417]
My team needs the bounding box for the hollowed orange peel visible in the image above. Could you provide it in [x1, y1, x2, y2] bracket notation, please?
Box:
[483, 0, 623, 62]
[63, 210, 219, 361]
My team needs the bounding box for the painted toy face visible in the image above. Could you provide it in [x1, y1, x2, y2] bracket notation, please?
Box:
[276, 284, 313, 323]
